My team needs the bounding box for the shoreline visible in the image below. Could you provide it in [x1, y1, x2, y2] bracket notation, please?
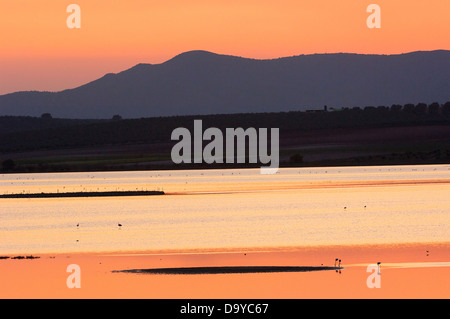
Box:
[1, 159, 450, 175]
[1, 241, 448, 262]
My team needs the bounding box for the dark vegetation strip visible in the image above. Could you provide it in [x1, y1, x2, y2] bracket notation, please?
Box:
[0, 190, 165, 199]
[113, 265, 342, 275]
[1, 102, 449, 153]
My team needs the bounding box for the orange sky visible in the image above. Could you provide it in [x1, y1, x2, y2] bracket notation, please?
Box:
[0, 0, 449, 94]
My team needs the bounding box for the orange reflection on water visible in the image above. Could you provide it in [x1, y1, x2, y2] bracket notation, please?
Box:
[1, 243, 449, 299]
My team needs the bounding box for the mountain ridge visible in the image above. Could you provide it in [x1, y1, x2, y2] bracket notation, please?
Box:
[1, 50, 449, 119]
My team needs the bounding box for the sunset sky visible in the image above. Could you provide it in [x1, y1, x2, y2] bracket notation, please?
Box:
[0, 0, 449, 94]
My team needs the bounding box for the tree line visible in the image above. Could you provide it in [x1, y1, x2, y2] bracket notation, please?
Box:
[0, 101, 449, 155]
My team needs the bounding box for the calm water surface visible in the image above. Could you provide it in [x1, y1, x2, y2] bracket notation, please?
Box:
[1, 165, 449, 254]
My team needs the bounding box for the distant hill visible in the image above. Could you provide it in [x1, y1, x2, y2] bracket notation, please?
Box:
[0, 50, 449, 119]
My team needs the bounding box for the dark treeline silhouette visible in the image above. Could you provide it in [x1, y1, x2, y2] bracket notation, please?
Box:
[0, 116, 103, 135]
[0, 101, 449, 173]
[0, 101, 449, 154]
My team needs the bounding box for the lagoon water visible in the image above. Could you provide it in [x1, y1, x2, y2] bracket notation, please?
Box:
[1, 165, 449, 255]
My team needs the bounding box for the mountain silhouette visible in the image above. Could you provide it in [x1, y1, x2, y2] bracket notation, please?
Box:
[0, 50, 449, 119]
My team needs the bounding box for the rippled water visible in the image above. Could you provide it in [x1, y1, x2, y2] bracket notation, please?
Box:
[1, 165, 449, 254]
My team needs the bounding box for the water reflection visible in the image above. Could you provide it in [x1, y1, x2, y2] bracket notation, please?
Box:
[1, 165, 449, 255]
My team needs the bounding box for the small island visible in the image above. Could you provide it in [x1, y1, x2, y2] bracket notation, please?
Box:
[113, 265, 343, 275]
[0, 190, 165, 199]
